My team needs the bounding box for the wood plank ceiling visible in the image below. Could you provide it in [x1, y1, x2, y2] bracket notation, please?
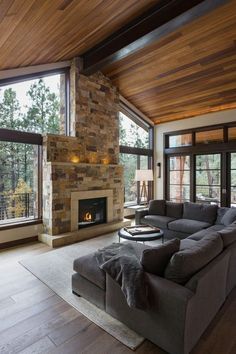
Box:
[1, 0, 236, 124]
[104, 0, 236, 124]
[0, 0, 156, 70]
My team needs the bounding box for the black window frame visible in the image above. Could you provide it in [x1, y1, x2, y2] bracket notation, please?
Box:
[119, 105, 154, 206]
[164, 121, 236, 207]
[0, 128, 43, 230]
[0, 68, 71, 136]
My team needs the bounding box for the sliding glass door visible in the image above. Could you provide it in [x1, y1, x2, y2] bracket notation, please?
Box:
[230, 153, 236, 207]
[195, 154, 221, 205]
[168, 155, 190, 202]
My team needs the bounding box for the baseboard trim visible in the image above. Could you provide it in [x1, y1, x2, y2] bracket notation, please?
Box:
[0, 236, 38, 250]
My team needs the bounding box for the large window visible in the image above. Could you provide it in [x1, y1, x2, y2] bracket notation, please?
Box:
[168, 155, 190, 202]
[195, 154, 221, 205]
[165, 122, 236, 207]
[231, 153, 236, 207]
[119, 111, 153, 205]
[0, 72, 68, 135]
[0, 131, 42, 225]
[0, 70, 68, 227]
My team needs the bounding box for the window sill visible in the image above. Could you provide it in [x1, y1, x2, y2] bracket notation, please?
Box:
[0, 219, 42, 231]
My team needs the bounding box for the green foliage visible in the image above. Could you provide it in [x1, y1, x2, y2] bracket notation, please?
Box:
[8, 179, 32, 218]
[0, 78, 60, 221]
[119, 113, 150, 203]
[23, 79, 60, 134]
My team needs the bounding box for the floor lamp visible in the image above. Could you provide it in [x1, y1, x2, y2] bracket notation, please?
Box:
[135, 169, 154, 204]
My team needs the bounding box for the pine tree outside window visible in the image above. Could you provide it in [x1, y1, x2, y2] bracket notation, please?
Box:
[0, 71, 68, 226]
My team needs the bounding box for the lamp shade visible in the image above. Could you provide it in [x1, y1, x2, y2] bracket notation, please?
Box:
[135, 169, 153, 182]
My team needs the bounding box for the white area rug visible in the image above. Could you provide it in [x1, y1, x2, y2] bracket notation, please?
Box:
[20, 236, 144, 350]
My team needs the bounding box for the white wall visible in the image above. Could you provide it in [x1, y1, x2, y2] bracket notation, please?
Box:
[154, 109, 236, 199]
[0, 224, 42, 245]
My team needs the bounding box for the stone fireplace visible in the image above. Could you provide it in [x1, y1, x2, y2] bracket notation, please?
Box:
[39, 60, 130, 247]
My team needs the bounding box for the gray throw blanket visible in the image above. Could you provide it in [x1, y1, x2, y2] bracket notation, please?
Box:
[95, 243, 148, 310]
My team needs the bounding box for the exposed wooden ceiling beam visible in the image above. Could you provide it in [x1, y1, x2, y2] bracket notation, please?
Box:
[81, 0, 229, 75]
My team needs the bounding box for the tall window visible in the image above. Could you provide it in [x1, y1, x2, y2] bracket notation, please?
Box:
[195, 154, 221, 205]
[165, 123, 236, 207]
[0, 133, 41, 225]
[168, 155, 190, 202]
[119, 111, 153, 205]
[0, 70, 68, 226]
[231, 153, 236, 207]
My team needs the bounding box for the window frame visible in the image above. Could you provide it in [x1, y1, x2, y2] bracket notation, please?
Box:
[164, 121, 236, 207]
[0, 128, 43, 230]
[119, 105, 154, 206]
[0, 68, 71, 136]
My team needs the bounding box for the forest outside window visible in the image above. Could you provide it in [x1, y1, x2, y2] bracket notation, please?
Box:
[0, 72, 68, 135]
[0, 135, 41, 226]
[168, 155, 190, 202]
[0, 70, 68, 226]
[119, 112, 153, 205]
[164, 123, 236, 207]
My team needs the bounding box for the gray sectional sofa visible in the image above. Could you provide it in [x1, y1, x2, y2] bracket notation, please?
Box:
[136, 200, 236, 240]
[72, 201, 236, 354]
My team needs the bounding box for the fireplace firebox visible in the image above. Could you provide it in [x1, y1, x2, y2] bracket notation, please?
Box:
[78, 197, 107, 229]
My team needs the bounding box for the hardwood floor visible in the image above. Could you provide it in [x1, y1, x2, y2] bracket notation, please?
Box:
[0, 239, 235, 354]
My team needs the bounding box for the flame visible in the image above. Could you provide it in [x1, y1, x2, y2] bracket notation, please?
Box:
[84, 212, 92, 222]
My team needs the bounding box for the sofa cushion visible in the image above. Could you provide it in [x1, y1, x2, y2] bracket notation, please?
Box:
[187, 229, 209, 241]
[218, 224, 236, 248]
[183, 202, 217, 224]
[148, 200, 166, 216]
[142, 215, 175, 229]
[221, 208, 236, 226]
[141, 239, 180, 276]
[215, 207, 230, 225]
[180, 239, 197, 250]
[73, 253, 105, 290]
[168, 219, 211, 234]
[165, 232, 223, 284]
[188, 224, 225, 241]
[166, 201, 183, 219]
[207, 224, 225, 232]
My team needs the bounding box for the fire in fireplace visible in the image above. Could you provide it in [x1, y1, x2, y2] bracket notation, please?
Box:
[78, 197, 107, 229]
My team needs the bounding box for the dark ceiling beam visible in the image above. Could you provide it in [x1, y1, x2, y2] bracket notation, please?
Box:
[81, 0, 229, 75]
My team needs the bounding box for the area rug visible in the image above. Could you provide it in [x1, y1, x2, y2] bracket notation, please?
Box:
[20, 239, 144, 350]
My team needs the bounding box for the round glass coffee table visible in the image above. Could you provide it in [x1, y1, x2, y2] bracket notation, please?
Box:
[118, 227, 164, 244]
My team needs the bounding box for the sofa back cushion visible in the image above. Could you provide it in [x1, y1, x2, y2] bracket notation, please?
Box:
[149, 200, 166, 216]
[166, 201, 183, 219]
[215, 207, 230, 225]
[218, 223, 236, 248]
[221, 208, 236, 226]
[164, 232, 223, 284]
[141, 239, 180, 276]
[183, 202, 217, 224]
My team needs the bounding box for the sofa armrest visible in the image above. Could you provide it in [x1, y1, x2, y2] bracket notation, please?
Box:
[146, 272, 194, 310]
[135, 208, 149, 225]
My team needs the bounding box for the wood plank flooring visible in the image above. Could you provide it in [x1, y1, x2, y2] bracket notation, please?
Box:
[0, 239, 235, 354]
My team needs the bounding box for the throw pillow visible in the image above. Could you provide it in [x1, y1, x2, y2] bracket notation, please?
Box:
[215, 207, 230, 225]
[166, 201, 183, 218]
[183, 202, 217, 224]
[218, 224, 236, 247]
[221, 208, 236, 226]
[149, 199, 166, 216]
[140, 238, 180, 276]
[164, 232, 223, 284]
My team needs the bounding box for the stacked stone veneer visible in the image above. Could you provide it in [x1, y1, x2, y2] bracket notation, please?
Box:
[43, 63, 124, 236]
